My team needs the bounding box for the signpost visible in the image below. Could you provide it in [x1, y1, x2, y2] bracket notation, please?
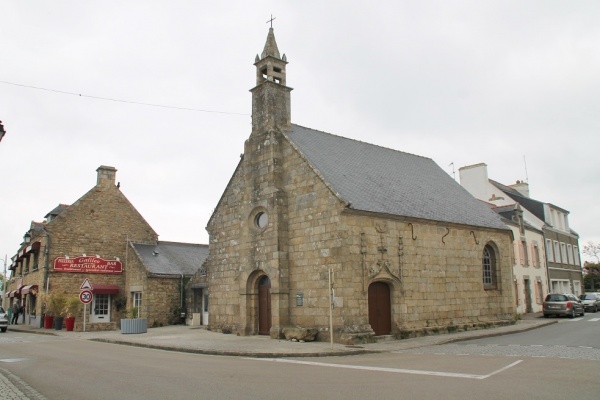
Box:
[79, 279, 93, 332]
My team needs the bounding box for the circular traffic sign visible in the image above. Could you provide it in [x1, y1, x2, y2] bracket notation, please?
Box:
[79, 290, 93, 304]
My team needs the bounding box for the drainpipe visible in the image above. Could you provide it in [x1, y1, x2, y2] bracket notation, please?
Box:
[42, 228, 50, 328]
[180, 274, 185, 323]
[43, 229, 50, 294]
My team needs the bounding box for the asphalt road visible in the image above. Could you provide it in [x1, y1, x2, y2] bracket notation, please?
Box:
[1, 318, 599, 400]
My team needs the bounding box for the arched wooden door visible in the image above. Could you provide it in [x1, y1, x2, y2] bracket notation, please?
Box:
[258, 276, 272, 335]
[368, 282, 391, 336]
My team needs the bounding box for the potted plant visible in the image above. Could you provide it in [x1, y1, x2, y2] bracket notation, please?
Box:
[48, 291, 67, 330]
[63, 295, 81, 331]
[120, 306, 147, 334]
[41, 292, 55, 329]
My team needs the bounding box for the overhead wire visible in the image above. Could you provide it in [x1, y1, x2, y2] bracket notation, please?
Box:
[0, 80, 250, 116]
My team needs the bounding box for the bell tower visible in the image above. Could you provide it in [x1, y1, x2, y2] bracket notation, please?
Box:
[250, 27, 292, 134]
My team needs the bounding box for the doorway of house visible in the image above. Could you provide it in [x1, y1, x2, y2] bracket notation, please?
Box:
[91, 294, 111, 323]
[368, 281, 391, 336]
[524, 278, 533, 313]
[258, 276, 271, 335]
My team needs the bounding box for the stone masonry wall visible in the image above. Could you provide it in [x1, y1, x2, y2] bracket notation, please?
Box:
[36, 178, 157, 331]
[207, 132, 515, 342]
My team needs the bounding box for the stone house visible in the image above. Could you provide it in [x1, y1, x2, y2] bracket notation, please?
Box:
[201, 28, 516, 344]
[127, 241, 208, 327]
[3, 166, 205, 331]
[459, 163, 550, 314]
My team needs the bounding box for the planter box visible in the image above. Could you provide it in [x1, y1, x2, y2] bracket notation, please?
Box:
[44, 316, 54, 329]
[65, 317, 76, 331]
[54, 316, 64, 330]
[120, 318, 147, 334]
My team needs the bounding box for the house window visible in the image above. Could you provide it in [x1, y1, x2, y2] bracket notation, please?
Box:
[532, 241, 540, 268]
[567, 244, 574, 265]
[24, 256, 30, 274]
[560, 243, 568, 263]
[551, 279, 569, 294]
[483, 245, 497, 289]
[132, 292, 142, 315]
[546, 239, 554, 262]
[553, 241, 561, 263]
[574, 246, 580, 266]
[32, 252, 39, 271]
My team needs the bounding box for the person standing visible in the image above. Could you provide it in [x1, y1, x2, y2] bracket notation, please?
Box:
[11, 300, 21, 325]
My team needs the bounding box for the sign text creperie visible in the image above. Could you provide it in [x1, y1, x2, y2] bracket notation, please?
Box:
[53, 256, 123, 274]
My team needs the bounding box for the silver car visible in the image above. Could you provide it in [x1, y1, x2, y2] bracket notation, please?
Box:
[579, 293, 600, 313]
[0, 306, 8, 332]
[543, 293, 585, 318]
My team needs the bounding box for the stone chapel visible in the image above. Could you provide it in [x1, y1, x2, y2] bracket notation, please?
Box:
[202, 28, 515, 343]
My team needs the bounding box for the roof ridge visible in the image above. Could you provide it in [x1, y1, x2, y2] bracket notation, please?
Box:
[290, 123, 432, 161]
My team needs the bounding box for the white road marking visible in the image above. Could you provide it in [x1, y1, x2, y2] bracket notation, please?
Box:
[589, 318, 600, 322]
[0, 358, 28, 363]
[249, 358, 523, 380]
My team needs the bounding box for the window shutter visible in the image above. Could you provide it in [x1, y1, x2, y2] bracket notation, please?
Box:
[518, 241, 524, 264]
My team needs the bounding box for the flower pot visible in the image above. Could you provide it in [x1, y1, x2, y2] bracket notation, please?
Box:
[54, 316, 64, 330]
[44, 316, 54, 329]
[65, 317, 75, 331]
[120, 318, 147, 334]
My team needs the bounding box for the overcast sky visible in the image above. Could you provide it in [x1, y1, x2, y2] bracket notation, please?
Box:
[1, 1, 599, 268]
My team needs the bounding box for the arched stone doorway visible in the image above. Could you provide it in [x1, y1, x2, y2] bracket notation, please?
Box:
[368, 281, 391, 336]
[258, 276, 272, 335]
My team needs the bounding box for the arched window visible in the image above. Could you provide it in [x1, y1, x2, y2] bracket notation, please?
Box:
[483, 244, 497, 289]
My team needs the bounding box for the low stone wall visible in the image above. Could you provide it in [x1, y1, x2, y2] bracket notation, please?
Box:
[396, 319, 515, 340]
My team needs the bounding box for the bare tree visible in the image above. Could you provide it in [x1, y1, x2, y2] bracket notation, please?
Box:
[583, 241, 600, 263]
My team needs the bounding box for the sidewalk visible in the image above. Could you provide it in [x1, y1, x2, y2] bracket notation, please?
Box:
[7, 313, 555, 358]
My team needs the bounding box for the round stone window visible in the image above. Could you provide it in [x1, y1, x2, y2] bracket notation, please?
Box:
[255, 212, 269, 229]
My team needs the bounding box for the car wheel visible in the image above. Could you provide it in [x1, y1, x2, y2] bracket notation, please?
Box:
[0, 328, 6, 333]
[544, 314, 549, 318]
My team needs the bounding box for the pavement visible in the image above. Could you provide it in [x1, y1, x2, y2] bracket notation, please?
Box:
[1, 313, 555, 399]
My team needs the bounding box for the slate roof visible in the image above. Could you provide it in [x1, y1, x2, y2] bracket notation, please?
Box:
[132, 241, 209, 276]
[286, 124, 509, 231]
[44, 204, 70, 219]
[489, 179, 547, 222]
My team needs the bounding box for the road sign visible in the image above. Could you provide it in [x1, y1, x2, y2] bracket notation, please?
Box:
[79, 290, 93, 304]
[80, 278, 93, 291]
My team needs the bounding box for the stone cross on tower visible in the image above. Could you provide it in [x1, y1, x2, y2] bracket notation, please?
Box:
[266, 14, 276, 28]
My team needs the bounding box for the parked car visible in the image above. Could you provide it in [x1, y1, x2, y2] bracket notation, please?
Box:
[543, 293, 585, 318]
[0, 306, 8, 332]
[579, 293, 600, 313]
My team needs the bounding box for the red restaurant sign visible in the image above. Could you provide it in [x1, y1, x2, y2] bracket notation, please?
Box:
[53, 256, 123, 274]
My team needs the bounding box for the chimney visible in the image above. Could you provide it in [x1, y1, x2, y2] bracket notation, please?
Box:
[458, 163, 489, 200]
[96, 165, 117, 188]
[509, 180, 530, 198]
